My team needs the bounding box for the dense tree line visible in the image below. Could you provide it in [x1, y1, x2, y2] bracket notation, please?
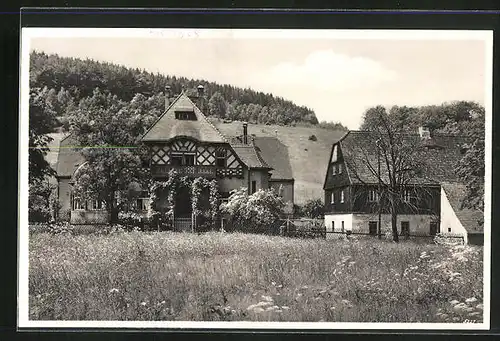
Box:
[30, 51, 323, 128]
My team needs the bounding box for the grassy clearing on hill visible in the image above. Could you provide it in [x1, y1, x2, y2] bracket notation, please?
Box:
[214, 121, 346, 203]
[29, 231, 483, 322]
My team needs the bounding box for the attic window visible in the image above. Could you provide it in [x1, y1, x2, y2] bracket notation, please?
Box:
[331, 145, 338, 163]
[175, 110, 197, 121]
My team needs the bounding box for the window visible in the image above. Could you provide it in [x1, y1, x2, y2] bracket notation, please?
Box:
[368, 189, 379, 202]
[331, 145, 338, 163]
[401, 221, 410, 237]
[338, 163, 343, 174]
[369, 221, 378, 236]
[72, 197, 84, 210]
[403, 189, 411, 202]
[171, 153, 195, 166]
[331, 221, 335, 231]
[341, 221, 345, 232]
[136, 191, 150, 211]
[175, 110, 197, 120]
[332, 165, 336, 175]
[184, 154, 195, 165]
[251, 181, 257, 194]
[216, 149, 226, 167]
[171, 154, 183, 166]
[448, 227, 452, 233]
[340, 190, 345, 203]
[330, 191, 335, 204]
[91, 199, 105, 210]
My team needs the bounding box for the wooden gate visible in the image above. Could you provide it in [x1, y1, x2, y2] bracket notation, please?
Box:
[174, 217, 192, 232]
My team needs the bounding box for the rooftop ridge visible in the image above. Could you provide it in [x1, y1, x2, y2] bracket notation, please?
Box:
[184, 94, 228, 143]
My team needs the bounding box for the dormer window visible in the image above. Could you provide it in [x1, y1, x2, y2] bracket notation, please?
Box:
[175, 109, 197, 121]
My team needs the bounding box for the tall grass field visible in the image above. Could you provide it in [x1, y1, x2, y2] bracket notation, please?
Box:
[29, 231, 483, 323]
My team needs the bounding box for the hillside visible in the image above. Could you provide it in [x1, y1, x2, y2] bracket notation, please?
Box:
[30, 51, 322, 127]
[213, 121, 346, 204]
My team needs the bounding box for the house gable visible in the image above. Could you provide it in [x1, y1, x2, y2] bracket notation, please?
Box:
[323, 132, 351, 190]
[141, 92, 226, 144]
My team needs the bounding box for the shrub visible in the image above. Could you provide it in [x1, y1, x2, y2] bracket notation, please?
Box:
[308, 134, 317, 141]
[220, 187, 285, 234]
[302, 198, 324, 219]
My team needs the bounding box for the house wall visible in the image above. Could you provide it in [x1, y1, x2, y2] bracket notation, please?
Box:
[352, 214, 437, 235]
[324, 185, 352, 214]
[440, 187, 468, 243]
[248, 169, 270, 194]
[324, 213, 353, 239]
[325, 212, 439, 238]
[270, 180, 294, 215]
[218, 169, 248, 193]
[57, 178, 72, 221]
[324, 143, 351, 190]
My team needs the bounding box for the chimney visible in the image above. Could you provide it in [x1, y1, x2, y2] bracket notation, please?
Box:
[197, 84, 204, 97]
[165, 85, 171, 110]
[418, 126, 431, 139]
[243, 122, 248, 144]
[197, 85, 205, 112]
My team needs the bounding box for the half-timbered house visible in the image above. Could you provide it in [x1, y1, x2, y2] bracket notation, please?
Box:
[323, 128, 483, 244]
[54, 86, 295, 231]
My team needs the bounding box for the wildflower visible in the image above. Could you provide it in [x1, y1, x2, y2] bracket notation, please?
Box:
[109, 288, 119, 294]
[261, 295, 273, 302]
[453, 303, 468, 311]
[330, 306, 336, 310]
[141, 301, 147, 306]
[271, 281, 276, 286]
[465, 297, 477, 304]
[449, 300, 460, 305]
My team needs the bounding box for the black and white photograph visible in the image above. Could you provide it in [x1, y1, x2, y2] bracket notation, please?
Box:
[18, 27, 491, 329]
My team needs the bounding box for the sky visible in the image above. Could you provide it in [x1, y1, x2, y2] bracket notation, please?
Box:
[27, 29, 489, 129]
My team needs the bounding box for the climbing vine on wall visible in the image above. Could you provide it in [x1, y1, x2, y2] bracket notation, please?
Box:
[148, 169, 220, 231]
[191, 177, 220, 229]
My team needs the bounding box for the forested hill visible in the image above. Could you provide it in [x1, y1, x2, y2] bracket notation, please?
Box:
[29, 51, 323, 127]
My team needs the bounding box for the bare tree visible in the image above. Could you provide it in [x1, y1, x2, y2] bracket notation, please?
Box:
[345, 107, 436, 242]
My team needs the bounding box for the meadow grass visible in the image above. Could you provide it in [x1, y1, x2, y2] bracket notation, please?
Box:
[29, 231, 483, 322]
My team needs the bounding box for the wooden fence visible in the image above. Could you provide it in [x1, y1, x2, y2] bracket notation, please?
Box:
[279, 218, 465, 244]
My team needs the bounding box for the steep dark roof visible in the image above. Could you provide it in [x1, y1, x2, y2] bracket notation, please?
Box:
[141, 92, 226, 143]
[253, 137, 294, 181]
[442, 182, 484, 233]
[55, 134, 85, 178]
[230, 142, 271, 169]
[339, 130, 469, 185]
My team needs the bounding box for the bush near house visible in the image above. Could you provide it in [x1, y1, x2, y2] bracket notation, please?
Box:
[29, 231, 483, 322]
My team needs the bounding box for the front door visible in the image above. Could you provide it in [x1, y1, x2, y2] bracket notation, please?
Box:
[430, 222, 439, 236]
[401, 221, 410, 239]
[368, 221, 378, 236]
